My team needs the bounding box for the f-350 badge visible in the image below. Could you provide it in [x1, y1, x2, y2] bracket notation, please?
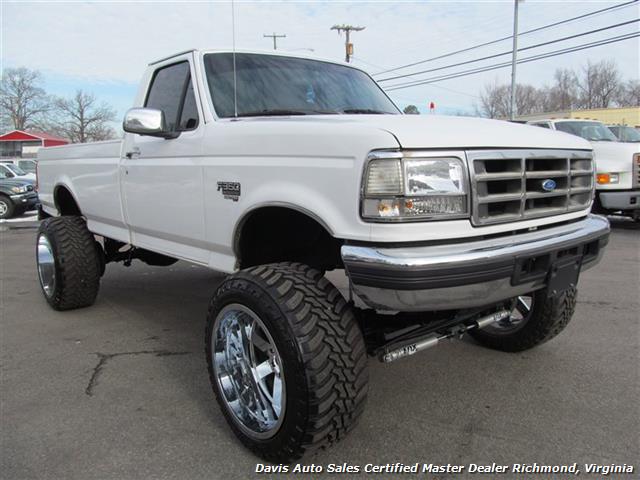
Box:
[217, 181, 241, 201]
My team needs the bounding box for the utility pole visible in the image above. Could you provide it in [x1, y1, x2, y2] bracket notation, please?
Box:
[331, 24, 365, 62]
[263, 32, 286, 50]
[509, 0, 521, 120]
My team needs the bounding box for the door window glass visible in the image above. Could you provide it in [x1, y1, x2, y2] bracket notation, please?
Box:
[145, 62, 199, 132]
[179, 81, 199, 130]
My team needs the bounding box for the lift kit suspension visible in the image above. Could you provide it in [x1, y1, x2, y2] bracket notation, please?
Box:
[379, 309, 510, 363]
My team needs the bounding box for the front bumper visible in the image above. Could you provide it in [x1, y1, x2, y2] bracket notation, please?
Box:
[342, 215, 610, 312]
[9, 192, 39, 210]
[598, 189, 640, 211]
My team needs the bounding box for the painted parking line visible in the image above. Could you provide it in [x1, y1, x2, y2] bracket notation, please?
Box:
[0, 210, 38, 223]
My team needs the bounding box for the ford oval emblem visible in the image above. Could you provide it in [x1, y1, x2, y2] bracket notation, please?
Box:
[542, 179, 557, 191]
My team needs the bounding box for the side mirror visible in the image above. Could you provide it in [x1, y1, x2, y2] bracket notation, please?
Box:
[6, 171, 15, 178]
[122, 108, 179, 139]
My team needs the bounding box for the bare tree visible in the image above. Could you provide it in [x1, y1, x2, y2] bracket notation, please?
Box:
[52, 90, 117, 143]
[0, 67, 51, 131]
[477, 59, 631, 117]
[545, 68, 578, 111]
[515, 84, 543, 116]
[478, 82, 545, 118]
[577, 60, 620, 109]
[616, 79, 640, 107]
[403, 104, 420, 114]
[477, 81, 506, 118]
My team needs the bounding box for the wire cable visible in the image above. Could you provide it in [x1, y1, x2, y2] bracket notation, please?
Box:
[373, 0, 638, 76]
[384, 32, 640, 91]
[386, 32, 639, 90]
[378, 19, 639, 83]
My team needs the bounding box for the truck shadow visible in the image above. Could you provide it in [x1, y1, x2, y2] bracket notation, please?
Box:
[607, 215, 639, 230]
[91, 260, 625, 466]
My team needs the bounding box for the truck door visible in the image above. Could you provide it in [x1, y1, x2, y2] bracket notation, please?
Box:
[121, 56, 208, 263]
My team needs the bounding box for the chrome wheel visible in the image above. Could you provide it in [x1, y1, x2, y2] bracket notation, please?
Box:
[212, 303, 285, 439]
[0, 200, 9, 217]
[37, 234, 56, 298]
[484, 295, 533, 335]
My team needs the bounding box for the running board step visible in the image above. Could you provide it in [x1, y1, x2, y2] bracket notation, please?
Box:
[380, 310, 510, 363]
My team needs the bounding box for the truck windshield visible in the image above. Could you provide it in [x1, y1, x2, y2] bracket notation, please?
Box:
[204, 53, 400, 118]
[554, 121, 618, 142]
[4, 164, 27, 175]
[610, 125, 640, 142]
[18, 160, 36, 173]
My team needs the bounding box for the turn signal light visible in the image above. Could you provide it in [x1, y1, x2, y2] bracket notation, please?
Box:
[596, 173, 619, 185]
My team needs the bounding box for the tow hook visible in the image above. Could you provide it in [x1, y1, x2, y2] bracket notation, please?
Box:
[380, 310, 510, 363]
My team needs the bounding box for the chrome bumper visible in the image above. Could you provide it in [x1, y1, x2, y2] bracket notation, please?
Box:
[342, 215, 610, 312]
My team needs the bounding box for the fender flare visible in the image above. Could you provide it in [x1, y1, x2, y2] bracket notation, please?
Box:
[232, 202, 335, 259]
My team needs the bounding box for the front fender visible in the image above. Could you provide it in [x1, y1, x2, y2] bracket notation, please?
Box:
[235, 179, 367, 242]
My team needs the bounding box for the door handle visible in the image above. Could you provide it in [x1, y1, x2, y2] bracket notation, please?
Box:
[125, 147, 140, 159]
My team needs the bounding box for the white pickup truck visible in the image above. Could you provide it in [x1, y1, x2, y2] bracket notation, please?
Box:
[528, 118, 640, 220]
[36, 50, 610, 462]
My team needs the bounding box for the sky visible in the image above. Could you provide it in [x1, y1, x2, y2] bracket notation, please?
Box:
[1, 0, 639, 124]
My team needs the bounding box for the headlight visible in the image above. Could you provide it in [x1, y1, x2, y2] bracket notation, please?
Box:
[362, 154, 468, 221]
[596, 172, 620, 185]
[11, 186, 29, 194]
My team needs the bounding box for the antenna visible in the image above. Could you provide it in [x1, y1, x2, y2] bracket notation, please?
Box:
[231, 0, 238, 117]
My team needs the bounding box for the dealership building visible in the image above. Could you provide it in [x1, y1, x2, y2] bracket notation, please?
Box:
[0, 130, 69, 159]
[517, 106, 640, 127]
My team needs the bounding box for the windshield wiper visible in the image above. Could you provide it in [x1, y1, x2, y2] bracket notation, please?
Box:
[239, 109, 311, 117]
[341, 108, 389, 114]
[238, 109, 337, 117]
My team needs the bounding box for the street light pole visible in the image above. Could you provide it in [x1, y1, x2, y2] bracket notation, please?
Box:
[510, 0, 520, 120]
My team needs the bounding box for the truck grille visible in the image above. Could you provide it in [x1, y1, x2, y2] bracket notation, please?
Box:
[468, 149, 594, 226]
[634, 153, 640, 188]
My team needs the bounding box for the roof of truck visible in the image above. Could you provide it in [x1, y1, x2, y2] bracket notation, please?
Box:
[530, 118, 604, 123]
[148, 48, 354, 70]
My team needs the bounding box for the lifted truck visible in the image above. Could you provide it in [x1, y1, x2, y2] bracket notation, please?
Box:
[36, 50, 610, 462]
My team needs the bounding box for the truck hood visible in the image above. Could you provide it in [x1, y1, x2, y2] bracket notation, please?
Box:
[590, 140, 640, 173]
[19, 172, 37, 181]
[1, 178, 35, 188]
[243, 114, 593, 151]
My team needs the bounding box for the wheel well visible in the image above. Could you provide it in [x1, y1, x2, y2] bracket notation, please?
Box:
[54, 186, 82, 216]
[235, 207, 343, 271]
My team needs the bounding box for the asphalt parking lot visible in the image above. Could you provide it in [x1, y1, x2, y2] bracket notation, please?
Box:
[1, 218, 638, 480]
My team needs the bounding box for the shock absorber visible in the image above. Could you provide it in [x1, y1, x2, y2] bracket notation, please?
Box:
[380, 309, 511, 363]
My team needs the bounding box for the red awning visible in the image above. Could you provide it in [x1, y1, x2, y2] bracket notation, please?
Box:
[0, 130, 68, 143]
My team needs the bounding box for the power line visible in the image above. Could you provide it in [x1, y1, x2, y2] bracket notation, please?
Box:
[390, 83, 482, 101]
[386, 32, 639, 90]
[416, 83, 482, 100]
[350, 56, 390, 71]
[377, 19, 639, 83]
[373, 0, 638, 76]
[384, 32, 640, 91]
